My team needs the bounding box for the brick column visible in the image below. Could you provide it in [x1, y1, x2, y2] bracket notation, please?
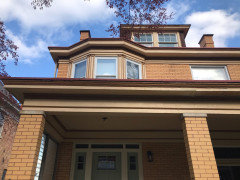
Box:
[5, 111, 45, 180]
[182, 113, 219, 180]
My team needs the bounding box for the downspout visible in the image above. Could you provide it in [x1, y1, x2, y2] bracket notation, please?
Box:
[54, 62, 58, 78]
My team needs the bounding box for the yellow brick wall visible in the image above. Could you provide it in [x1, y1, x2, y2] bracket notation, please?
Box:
[57, 63, 69, 78]
[145, 64, 192, 80]
[142, 142, 190, 180]
[5, 114, 45, 180]
[182, 116, 220, 180]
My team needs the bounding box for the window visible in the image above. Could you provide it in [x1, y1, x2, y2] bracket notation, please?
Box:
[158, 33, 178, 47]
[191, 66, 230, 80]
[0, 111, 4, 137]
[95, 57, 117, 79]
[73, 60, 87, 78]
[126, 60, 141, 79]
[134, 34, 153, 47]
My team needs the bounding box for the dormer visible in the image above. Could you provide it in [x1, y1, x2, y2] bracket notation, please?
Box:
[119, 24, 190, 47]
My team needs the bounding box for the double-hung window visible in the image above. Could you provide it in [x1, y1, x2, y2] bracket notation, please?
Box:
[95, 57, 117, 79]
[126, 60, 141, 79]
[158, 33, 178, 47]
[191, 66, 230, 80]
[134, 34, 153, 47]
[73, 60, 87, 78]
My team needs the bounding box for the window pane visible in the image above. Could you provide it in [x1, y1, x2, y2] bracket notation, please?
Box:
[134, 34, 152, 42]
[74, 61, 86, 78]
[159, 43, 178, 47]
[127, 61, 140, 79]
[191, 67, 229, 80]
[96, 59, 116, 77]
[159, 34, 177, 43]
[140, 43, 153, 47]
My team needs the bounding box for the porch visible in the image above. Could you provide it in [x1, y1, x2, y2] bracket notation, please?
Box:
[2, 78, 240, 179]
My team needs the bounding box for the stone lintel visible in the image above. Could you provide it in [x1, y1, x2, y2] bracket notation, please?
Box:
[20, 110, 46, 117]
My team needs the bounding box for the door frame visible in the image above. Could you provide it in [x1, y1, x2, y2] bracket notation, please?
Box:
[70, 143, 144, 180]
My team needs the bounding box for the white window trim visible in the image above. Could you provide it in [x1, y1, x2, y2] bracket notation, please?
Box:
[158, 33, 178, 47]
[190, 65, 230, 80]
[134, 33, 153, 47]
[126, 59, 142, 79]
[71, 59, 87, 78]
[94, 57, 118, 79]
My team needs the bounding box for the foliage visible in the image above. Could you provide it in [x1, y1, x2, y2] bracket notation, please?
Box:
[0, 21, 18, 77]
[31, 0, 173, 37]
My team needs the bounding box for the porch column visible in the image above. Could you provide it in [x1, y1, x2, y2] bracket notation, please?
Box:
[182, 113, 220, 180]
[5, 111, 45, 180]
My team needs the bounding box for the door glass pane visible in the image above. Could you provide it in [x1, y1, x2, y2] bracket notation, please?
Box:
[128, 152, 139, 180]
[74, 61, 86, 78]
[74, 152, 86, 180]
[96, 59, 116, 78]
[127, 61, 140, 79]
[191, 67, 229, 80]
[97, 156, 116, 170]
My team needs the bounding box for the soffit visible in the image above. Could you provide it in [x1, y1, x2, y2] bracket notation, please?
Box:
[48, 39, 240, 63]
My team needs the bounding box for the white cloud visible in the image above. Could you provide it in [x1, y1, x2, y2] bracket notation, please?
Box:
[0, 0, 114, 29]
[166, 0, 190, 22]
[6, 30, 48, 64]
[185, 10, 240, 47]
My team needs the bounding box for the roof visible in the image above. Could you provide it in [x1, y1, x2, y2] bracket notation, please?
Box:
[48, 38, 240, 63]
[2, 77, 240, 103]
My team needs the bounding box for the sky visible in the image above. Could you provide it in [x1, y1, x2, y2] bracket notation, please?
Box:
[0, 0, 240, 77]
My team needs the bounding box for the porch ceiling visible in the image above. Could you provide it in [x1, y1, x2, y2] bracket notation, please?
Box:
[51, 113, 181, 131]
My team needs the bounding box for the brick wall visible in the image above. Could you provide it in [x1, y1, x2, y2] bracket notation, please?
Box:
[182, 115, 219, 179]
[142, 142, 190, 180]
[5, 114, 45, 179]
[54, 142, 73, 180]
[227, 65, 240, 80]
[145, 64, 192, 80]
[0, 114, 18, 177]
[57, 63, 69, 78]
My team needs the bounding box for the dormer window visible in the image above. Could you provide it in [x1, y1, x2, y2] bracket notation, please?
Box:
[126, 60, 141, 79]
[134, 34, 153, 47]
[73, 60, 87, 78]
[95, 57, 117, 79]
[158, 33, 178, 47]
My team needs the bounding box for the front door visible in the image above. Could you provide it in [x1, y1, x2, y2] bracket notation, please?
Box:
[91, 152, 121, 180]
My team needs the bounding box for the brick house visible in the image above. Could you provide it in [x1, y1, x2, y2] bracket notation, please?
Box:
[0, 82, 20, 179]
[2, 24, 240, 179]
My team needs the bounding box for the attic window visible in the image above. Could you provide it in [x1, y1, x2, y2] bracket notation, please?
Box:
[191, 66, 230, 80]
[158, 33, 178, 47]
[134, 34, 153, 47]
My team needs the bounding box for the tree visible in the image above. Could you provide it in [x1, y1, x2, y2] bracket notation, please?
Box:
[0, 21, 18, 77]
[31, 0, 173, 36]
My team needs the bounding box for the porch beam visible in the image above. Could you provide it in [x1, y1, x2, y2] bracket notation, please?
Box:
[5, 113, 45, 179]
[182, 113, 220, 180]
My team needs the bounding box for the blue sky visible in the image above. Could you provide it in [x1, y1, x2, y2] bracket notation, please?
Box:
[0, 0, 240, 77]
